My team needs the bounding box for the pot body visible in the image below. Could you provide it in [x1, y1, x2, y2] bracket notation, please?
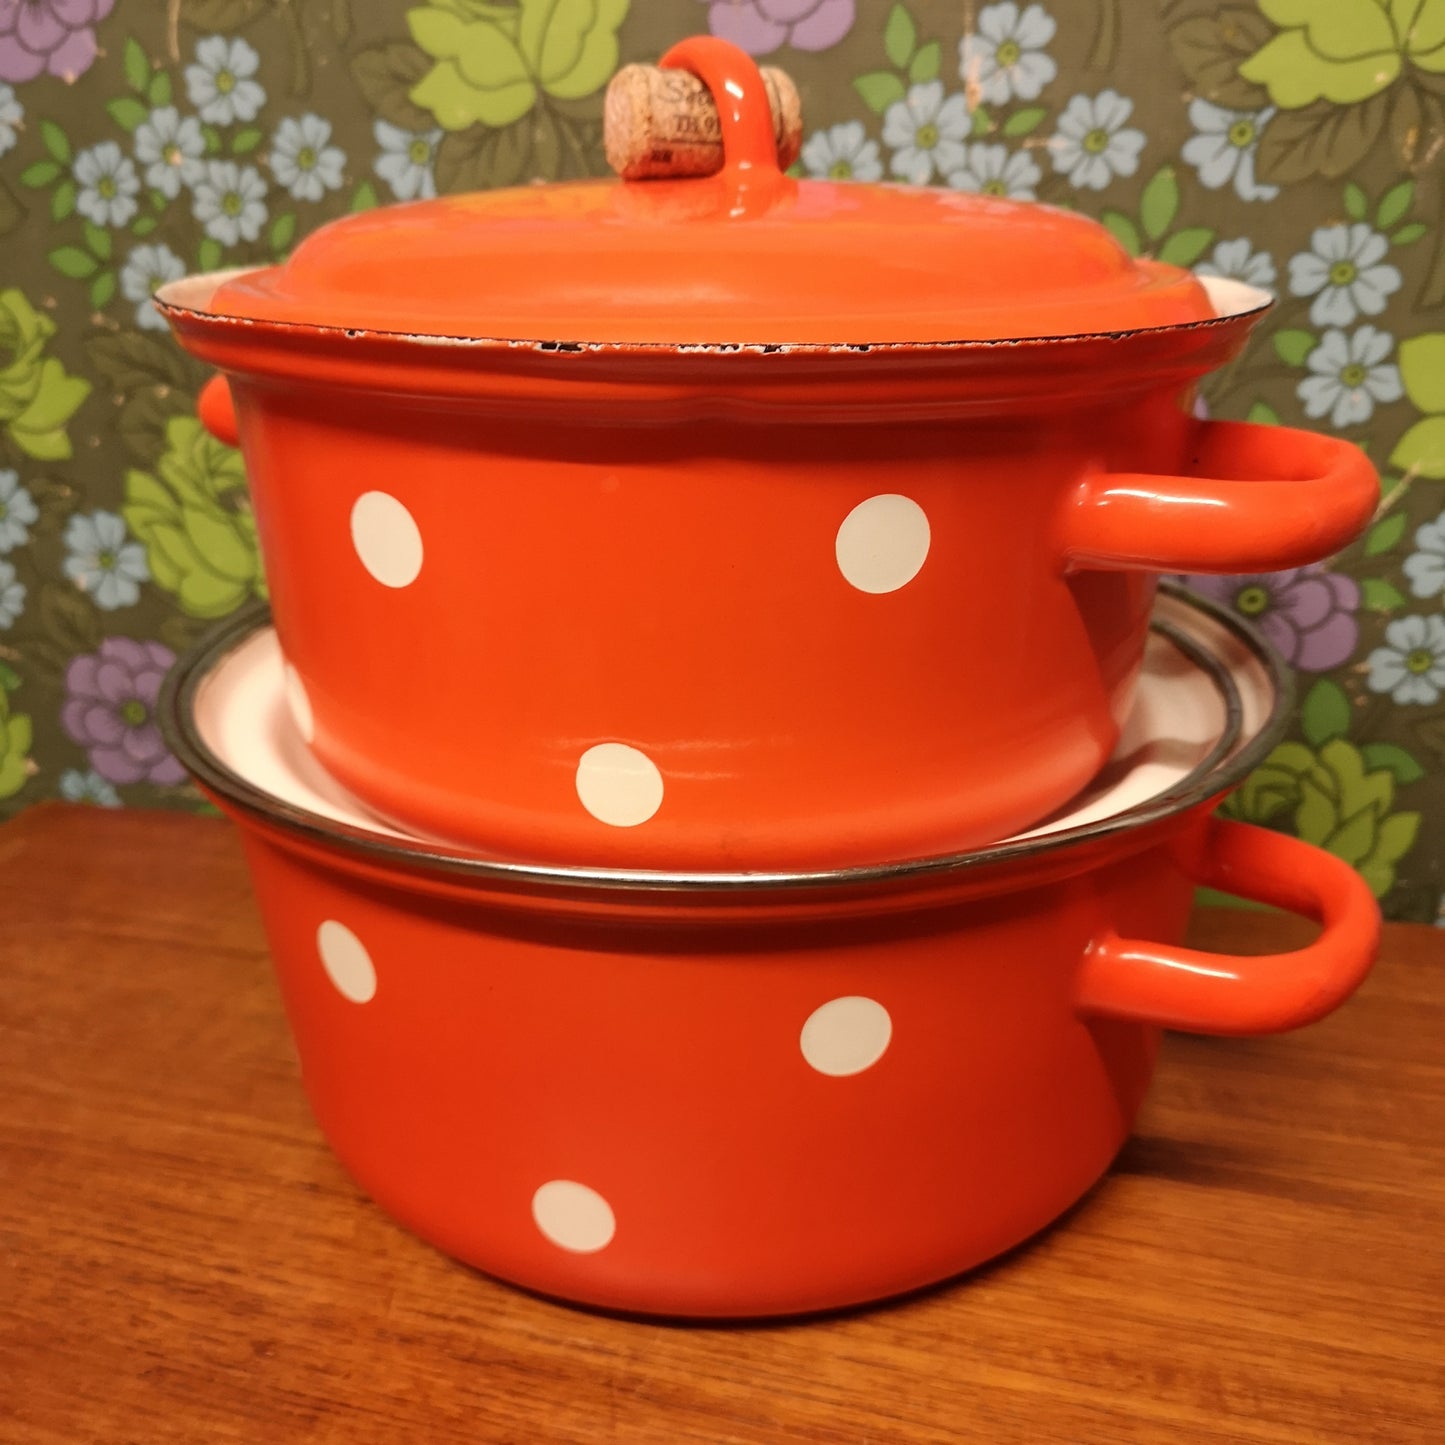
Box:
[229, 795, 1209, 1318]
[228, 371, 1305, 869]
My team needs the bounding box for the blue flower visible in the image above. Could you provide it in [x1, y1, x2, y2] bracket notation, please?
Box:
[0, 558, 24, 628]
[62, 510, 149, 611]
[0, 469, 38, 553]
[59, 767, 123, 807]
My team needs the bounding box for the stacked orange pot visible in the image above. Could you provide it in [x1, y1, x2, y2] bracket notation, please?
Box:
[158, 37, 1381, 1318]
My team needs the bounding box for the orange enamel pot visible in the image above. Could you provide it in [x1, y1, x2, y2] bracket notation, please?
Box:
[158, 37, 1377, 871]
[160, 589, 1380, 1319]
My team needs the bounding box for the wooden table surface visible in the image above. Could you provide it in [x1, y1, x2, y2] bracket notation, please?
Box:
[2, 804, 1442, 1443]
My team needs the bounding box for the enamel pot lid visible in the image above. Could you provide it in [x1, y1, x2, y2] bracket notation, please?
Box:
[155, 36, 1270, 352]
[160, 585, 1291, 907]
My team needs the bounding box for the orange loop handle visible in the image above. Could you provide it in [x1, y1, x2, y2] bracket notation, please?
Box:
[659, 35, 782, 181]
[1059, 420, 1378, 574]
[1076, 817, 1380, 1036]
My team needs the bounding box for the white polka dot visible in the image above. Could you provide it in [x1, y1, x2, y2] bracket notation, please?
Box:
[575, 743, 663, 827]
[835, 494, 931, 594]
[283, 661, 314, 743]
[316, 919, 376, 1004]
[532, 1180, 615, 1253]
[350, 491, 423, 588]
[800, 996, 892, 1076]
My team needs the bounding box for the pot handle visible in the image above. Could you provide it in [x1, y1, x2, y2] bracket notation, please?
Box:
[1075, 816, 1379, 1036]
[197, 374, 239, 448]
[1058, 419, 1377, 574]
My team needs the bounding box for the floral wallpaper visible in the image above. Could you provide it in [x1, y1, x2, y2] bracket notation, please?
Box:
[0, 0, 1441, 922]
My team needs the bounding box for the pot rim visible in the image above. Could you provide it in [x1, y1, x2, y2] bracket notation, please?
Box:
[154, 273, 1272, 359]
[158, 583, 1292, 897]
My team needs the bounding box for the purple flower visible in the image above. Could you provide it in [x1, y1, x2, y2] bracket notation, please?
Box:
[702, 0, 855, 55]
[61, 637, 184, 786]
[1177, 567, 1360, 672]
[0, 0, 114, 84]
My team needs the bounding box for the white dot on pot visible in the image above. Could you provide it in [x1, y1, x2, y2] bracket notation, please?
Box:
[575, 743, 664, 827]
[835, 494, 931, 594]
[283, 661, 314, 743]
[801, 996, 892, 1077]
[532, 1180, 616, 1253]
[316, 919, 377, 1004]
[350, 490, 423, 588]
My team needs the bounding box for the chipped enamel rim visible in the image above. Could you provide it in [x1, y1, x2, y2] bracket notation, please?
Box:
[154, 272, 1271, 356]
[159, 584, 1292, 897]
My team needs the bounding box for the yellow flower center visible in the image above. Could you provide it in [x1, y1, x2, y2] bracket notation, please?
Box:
[828, 159, 852, 179]
[915, 123, 939, 150]
[1083, 127, 1110, 154]
[408, 138, 431, 164]
[222, 191, 243, 216]
[1329, 259, 1358, 287]
[1228, 118, 1256, 148]
[1405, 648, 1433, 674]
[1235, 584, 1271, 617]
[98, 176, 117, 198]
[165, 144, 183, 166]
[996, 39, 1022, 67]
[982, 178, 1008, 195]
[216, 69, 235, 94]
[120, 699, 147, 726]
[297, 146, 316, 170]
[1339, 362, 1368, 387]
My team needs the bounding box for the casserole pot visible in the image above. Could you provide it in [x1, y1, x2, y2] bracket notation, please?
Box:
[157, 35, 1377, 870]
[161, 587, 1379, 1318]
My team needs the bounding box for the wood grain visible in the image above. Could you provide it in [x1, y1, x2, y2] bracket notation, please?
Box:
[1, 804, 1441, 1443]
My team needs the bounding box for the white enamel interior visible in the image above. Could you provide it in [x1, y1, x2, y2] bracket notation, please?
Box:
[190, 590, 1274, 862]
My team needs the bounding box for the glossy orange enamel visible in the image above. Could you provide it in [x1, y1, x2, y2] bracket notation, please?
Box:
[157, 34, 1379, 869]
[213, 791, 1376, 1319]
[196, 41, 1217, 347]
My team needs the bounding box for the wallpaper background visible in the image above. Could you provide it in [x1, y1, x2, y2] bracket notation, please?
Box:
[0, 0, 1441, 921]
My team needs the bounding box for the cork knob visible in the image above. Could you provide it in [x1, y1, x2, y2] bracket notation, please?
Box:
[604, 60, 802, 181]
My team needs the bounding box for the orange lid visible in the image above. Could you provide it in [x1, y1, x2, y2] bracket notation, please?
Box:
[203, 37, 1215, 349]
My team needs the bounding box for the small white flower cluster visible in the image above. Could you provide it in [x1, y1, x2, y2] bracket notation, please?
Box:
[806, 6, 1152, 200]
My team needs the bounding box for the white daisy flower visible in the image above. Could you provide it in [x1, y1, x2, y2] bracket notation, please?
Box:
[1049, 90, 1145, 191]
[132, 106, 206, 199]
[1195, 238, 1277, 289]
[1297, 326, 1403, 429]
[270, 113, 346, 202]
[946, 142, 1041, 200]
[801, 120, 883, 182]
[184, 35, 265, 126]
[373, 119, 442, 202]
[0, 82, 22, 159]
[882, 81, 971, 185]
[191, 160, 268, 246]
[120, 244, 187, 332]
[1180, 100, 1278, 202]
[0, 559, 24, 630]
[1403, 509, 1445, 601]
[62, 511, 149, 611]
[1366, 614, 1445, 706]
[1287, 223, 1402, 329]
[73, 141, 141, 228]
[0, 469, 39, 555]
[959, 2, 1057, 105]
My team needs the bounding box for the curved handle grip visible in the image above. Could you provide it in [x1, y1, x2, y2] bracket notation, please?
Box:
[1076, 817, 1380, 1036]
[198, 374, 239, 448]
[659, 36, 783, 183]
[1059, 419, 1377, 574]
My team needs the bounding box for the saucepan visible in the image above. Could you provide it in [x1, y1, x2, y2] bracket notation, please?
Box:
[156, 36, 1377, 870]
[160, 587, 1379, 1317]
